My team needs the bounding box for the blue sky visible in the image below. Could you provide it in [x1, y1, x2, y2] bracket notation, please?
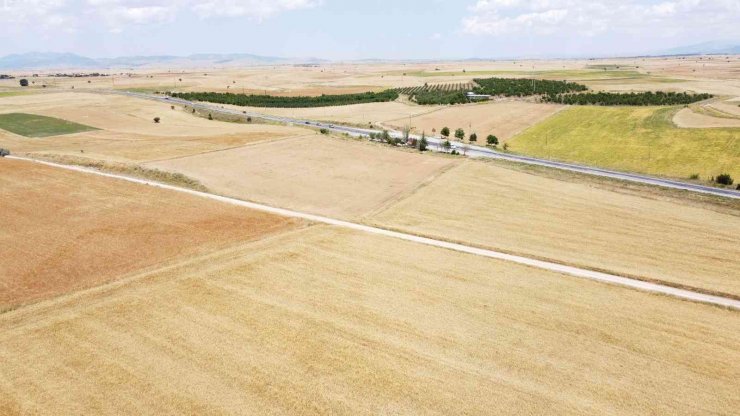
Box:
[1, 0, 739, 59]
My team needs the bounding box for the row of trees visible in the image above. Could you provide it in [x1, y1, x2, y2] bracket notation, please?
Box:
[544, 91, 713, 106]
[368, 130, 428, 151]
[440, 127, 499, 147]
[473, 77, 588, 97]
[168, 90, 399, 108]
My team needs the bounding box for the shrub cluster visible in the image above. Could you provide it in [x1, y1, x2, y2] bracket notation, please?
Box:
[473, 77, 587, 97]
[169, 90, 399, 108]
[544, 91, 712, 106]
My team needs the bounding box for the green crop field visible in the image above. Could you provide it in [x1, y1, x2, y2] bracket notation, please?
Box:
[509, 106, 740, 180]
[0, 113, 97, 137]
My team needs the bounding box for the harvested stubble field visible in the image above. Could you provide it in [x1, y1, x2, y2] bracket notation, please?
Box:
[673, 107, 740, 128]
[0, 158, 299, 310]
[147, 135, 457, 219]
[1, 225, 738, 415]
[372, 161, 740, 297]
[384, 100, 564, 141]
[509, 105, 740, 180]
[0, 92, 309, 163]
[218, 100, 443, 126]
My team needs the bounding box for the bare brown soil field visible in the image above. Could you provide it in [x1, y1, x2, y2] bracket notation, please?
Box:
[0, 158, 299, 310]
[1, 225, 738, 415]
[0, 92, 309, 162]
[673, 107, 740, 128]
[384, 100, 564, 141]
[372, 161, 740, 297]
[147, 135, 456, 219]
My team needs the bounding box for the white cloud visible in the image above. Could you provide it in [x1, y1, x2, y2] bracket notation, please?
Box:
[0, 0, 322, 32]
[462, 0, 740, 38]
[191, 0, 322, 20]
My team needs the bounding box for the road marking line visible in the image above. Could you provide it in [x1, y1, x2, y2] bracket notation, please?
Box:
[8, 155, 739, 310]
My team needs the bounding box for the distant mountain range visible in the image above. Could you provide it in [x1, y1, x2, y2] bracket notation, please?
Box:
[1, 42, 739, 70]
[0, 52, 326, 70]
[657, 41, 740, 56]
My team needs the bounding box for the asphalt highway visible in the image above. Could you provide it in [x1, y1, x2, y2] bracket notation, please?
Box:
[108, 90, 740, 200]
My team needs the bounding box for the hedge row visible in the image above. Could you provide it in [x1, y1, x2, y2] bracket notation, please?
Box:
[544, 91, 713, 106]
[168, 90, 399, 108]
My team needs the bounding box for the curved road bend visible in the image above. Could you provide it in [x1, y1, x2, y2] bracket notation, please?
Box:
[7, 155, 740, 310]
[103, 90, 740, 200]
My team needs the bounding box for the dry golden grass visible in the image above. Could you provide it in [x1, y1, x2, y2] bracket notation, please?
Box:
[372, 161, 740, 296]
[1, 225, 738, 415]
[383, 100, 564, 141]
[0, 92, 310, 162]
[147, 135, 457, 219]
[0, 158, 299, 310]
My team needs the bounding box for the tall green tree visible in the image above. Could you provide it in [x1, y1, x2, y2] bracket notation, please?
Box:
[454, 128, 465, 140]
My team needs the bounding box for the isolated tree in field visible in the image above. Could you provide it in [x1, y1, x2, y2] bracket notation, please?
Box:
[454, 128, 465, 141]
[419, 132, 428, 151]
[469, 133, 477, 143]
[441, 127, 450, 138]
[19, 79, 28, 87]
[153, 117, 160, 123]
[487, 135, 499, 146]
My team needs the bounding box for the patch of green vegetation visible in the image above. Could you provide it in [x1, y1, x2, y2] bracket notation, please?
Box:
[169, 90, 399, 108]
[0, 113, 97, 137]
[0, 91, 32, 98]
[509, 106, 740, 180]
[545, 91, 711, 106]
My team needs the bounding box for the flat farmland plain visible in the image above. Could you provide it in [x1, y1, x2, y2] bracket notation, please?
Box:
[147, 135, 457, 219]
[220, 100, 443, 126]
[372, 161, 740, 297]
[1, 226, 738, 415]
[0, 158, 299, 310]
[0, 92, 310, 163]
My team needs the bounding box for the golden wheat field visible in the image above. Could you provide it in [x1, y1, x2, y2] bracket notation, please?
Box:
[147, 134, 457, 219]
[1, 225, 738, 415]
[371, 160, 740, 297]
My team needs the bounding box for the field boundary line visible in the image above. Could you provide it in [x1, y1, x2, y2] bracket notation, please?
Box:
[141, 134, 314, 164]
[6, 155, 740, 310]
